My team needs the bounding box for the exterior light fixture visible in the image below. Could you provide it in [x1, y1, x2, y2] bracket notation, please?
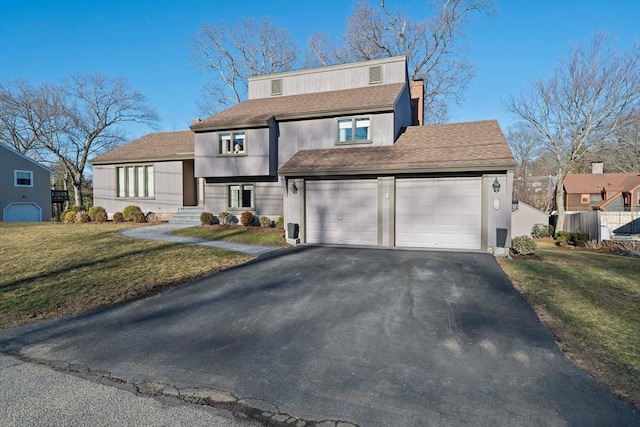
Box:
[291, 182, 298, 194]
[492, 178, 501, 193]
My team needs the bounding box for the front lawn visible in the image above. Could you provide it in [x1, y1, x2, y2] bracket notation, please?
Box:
[0, 223, 252, 329]
[498, 242, 640, 407]
[172, 224, 287, 246]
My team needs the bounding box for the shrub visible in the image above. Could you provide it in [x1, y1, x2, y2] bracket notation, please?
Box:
[555, 231, 571, 246]
[88, 206, 106, 222]
[531, 223, 554, 239]
[75, 211, 90, 223]
[61, 206, 81, 223]
[200, 211, 215, 225]
[218, 211, 234, 225]
[112, 212, 124, 223]
[146, 212, 161, 223]
[240, 211, 254, 226]
[572, 232, 590, 247]
[511, 236, 537, 255]
[276, 215, 285, 229]
[132, 210, 147, 223]
[93, 210, 108, 223]
[122, 205, 142, 221]
[260, 216, 273, 227]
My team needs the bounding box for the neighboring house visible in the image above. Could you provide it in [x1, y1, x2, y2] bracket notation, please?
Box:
[90, 131, 198, 219]
[511, 201, 549, 238]
[0, 144, 52, 222]
[189, 56, 516, 252]
[564, 162, 640, 212]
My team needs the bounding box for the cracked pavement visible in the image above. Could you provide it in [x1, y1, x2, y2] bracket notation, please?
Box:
[1, 247, 638, 426]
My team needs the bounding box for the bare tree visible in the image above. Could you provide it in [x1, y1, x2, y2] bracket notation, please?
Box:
[596, 115, 640, 172]
[0, 74, 158, 207]
[192, 17, 298, 115]
[507, 33, 640, 231]
[305, 0, 495, 123]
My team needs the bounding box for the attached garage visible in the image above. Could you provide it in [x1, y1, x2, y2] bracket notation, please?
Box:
[306, 179, 378, 245]
[3, 203, 42, 222]
[396, 177, 482, 249]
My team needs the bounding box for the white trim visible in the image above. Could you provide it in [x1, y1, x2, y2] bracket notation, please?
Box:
[14, 170, 34, 187]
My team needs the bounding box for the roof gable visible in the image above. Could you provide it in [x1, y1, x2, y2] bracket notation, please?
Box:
[90, 131, 194, 165]
[0, 144, 51, 172]
[563, 173, 640, 194]
[279, 120, 516, 176]
[190, 83, 406, 131]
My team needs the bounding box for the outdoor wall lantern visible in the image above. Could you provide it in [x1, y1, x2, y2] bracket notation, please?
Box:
[492, 178, 501, 193]
[291, 182, 298, 194]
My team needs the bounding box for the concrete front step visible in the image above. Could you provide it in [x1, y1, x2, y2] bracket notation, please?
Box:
[169, 206, 205, 225]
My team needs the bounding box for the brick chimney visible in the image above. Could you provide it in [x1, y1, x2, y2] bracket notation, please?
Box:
[410, 79, 424, 126]
[591, 162, 604, 174]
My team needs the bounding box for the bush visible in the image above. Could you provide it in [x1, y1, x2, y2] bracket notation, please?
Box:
[75, 211, 90, 223]
[88, 206, 107, 222]
[146, 212, 161, 223]
[260, 216, 273, 227]
[511, 236, 537, 255]
[132, 210, 147, 223]
[218, 211, 234, 225]
[276, 216, 285, 229]
[122, 205, 142, 221]
[572, 232, 590, 247]
[531, 223, 554, 238]
[201, 211, 215, 225]
[61, 206, 81, 223]
[93, 210, 108, 223]
[555, 231, 590, 247]
[240, 211, 254, 226]
[112, 212, 124, 223]
[555, 231, 571, 246]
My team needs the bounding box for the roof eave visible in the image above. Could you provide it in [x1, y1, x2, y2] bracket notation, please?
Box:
[279, 163, 515, 177]
[90, 154, 194, 165]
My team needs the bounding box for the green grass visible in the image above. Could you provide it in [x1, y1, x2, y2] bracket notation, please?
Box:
[172, 225, 287, 246]
[498, 242, 640, 406]
[0, 223, 252, 328]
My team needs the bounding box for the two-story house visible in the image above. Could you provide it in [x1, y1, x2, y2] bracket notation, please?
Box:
[190, 56, 515, 251]
[1, 144, 52, 222]
[563, 162, 640, 212]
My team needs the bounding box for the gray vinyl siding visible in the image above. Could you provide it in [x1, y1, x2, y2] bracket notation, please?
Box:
[511, 202, 549, 238]
[604, 193, 624, 211]
[248, 57, 407, 99]
[481, 171, 513, 250]
[0, 145, 51, 221]
[394, 85, 413, 139]
[635, 188, 640, 211]
[92, 161, 185, 216]
[203, 182, 283, 217]
[194, 127, 270, 178]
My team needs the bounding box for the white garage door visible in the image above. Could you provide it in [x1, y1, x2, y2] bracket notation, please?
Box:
[4, 203, 42, 222]
[396, 178, 481, 249]
[306, 180, 378, 245]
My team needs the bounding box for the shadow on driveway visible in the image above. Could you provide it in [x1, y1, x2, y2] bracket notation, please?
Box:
[1, 247, 638, 426]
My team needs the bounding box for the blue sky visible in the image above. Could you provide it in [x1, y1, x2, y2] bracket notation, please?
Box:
[1, 0, 639, 140]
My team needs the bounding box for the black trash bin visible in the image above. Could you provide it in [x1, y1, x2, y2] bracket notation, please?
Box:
[287, 223, 299, 239]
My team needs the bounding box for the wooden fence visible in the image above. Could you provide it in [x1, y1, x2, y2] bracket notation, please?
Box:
[560, 211, 640, 241]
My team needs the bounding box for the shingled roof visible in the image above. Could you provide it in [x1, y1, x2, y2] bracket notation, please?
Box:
[279, 120, 515, 176]
[90, 131, 194, 165]
[563, 173, 640, 194]
[190, 83, 405, 131]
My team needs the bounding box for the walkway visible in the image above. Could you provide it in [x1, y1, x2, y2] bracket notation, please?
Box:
[119, 223, 278, 256]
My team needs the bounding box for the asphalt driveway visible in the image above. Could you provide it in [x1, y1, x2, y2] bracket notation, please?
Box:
[0, 247, 637, 426]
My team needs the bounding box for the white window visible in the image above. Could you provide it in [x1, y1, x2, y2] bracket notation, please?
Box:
[229, 184, 254, 209]
[117, 165, 154, 198]
[220, 132, 246, 155]
[14, 170, 33, 187]
[337, 117, 371, 143]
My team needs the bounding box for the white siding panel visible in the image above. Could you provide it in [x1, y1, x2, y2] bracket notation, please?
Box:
[306, 180, 377, 245]
[396, 178, 481, 249]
